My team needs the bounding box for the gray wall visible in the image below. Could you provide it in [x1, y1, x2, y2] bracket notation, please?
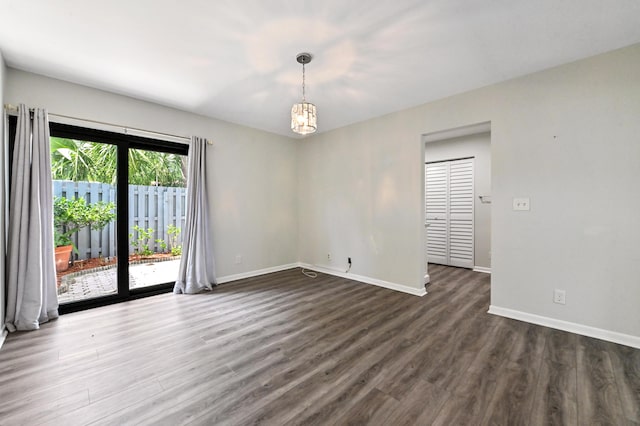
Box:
[425, 132, 491, 269]
[5, 69, 299, 280]
[0, 51, 6, 337]
[3, 43, 639, 346]
[298, 43, 640, 342]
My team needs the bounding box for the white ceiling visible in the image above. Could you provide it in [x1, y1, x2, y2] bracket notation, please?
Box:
[1, 1, 639, 137]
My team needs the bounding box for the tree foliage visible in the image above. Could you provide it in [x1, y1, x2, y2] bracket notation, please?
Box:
[50, 137, 186, 186]
[54, 197, 116, 247]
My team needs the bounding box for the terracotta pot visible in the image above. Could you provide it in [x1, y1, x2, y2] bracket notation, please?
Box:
[55, 245, 73, 273]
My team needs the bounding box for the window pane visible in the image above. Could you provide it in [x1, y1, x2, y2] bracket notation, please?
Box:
[128, 148, 187, 290]
[52, 138, 118, 304]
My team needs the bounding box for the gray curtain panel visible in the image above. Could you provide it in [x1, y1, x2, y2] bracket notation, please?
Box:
[174, 136, 216, 294]
[5, 105, 59, 331]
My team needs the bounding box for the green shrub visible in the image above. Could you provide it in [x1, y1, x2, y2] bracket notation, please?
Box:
[155, 239, 168, 252]
[54, 197, 116, 249]
[130, 225, 154, 256]
[168, 225, 182, 256]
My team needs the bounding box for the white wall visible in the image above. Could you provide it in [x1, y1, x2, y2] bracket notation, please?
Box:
[299, 43, 640, 343]
[5, 69, 299, 280]
[0, 51, 6, 337]
[297, 122, 425, 290]
[425, 132, 491, 269]
[4, 43, 639, 346]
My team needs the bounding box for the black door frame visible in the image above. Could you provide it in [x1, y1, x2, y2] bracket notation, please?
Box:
[9, 117, 189, 313]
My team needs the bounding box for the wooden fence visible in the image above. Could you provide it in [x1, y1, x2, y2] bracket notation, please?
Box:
[54, 180, 186, 260]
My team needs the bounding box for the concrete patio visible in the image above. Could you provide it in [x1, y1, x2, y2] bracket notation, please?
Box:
[58, 259, 181, 304]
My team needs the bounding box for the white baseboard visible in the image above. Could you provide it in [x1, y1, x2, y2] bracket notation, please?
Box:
[299, 263, 426, 297]
[488, 305, 640, 349]
[473, 266, 492, 274]
[215, 262, 427, 297]
[217, 263, 299, 285]
[0, 327, 7, 351]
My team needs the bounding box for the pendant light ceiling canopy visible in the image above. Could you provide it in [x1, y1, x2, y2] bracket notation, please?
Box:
[291, 52, 317, 135]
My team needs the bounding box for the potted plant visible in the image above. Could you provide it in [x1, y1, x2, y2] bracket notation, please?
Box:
[53, 196, 116, 272]
[54, 229, 74, 272]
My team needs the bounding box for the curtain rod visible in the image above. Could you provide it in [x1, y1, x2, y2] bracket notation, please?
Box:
[3, 103, 198, 144]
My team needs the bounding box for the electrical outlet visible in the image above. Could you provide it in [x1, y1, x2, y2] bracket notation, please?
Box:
[553, 289, 566, 305]
[327, 253, 331, 261]
[235, 255, 242, 264]
[348, 257, 352, 265]
[513, 197, 530, 211]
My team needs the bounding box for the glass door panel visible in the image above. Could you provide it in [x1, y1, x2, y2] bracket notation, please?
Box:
[51, 137, 118, 304]
[127, 148, 187, 290]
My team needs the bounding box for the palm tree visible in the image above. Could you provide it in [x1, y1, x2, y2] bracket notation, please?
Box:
[50, 137, 186, 186]
[50, 137, 93, 181]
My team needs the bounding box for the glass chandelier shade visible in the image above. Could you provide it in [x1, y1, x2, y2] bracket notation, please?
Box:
[291, 101, 317, 135]
[291, 53, 317, 135]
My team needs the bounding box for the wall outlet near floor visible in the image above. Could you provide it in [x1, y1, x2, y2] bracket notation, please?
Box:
[327, 253, 331, 261]
[553, 289, 566, 305]
[235, 255, 242, 264]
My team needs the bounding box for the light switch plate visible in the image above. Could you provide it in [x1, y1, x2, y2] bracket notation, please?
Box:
[513, 197, 530, 211]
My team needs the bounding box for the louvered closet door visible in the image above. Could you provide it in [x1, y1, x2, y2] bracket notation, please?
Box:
[425, 163, 449, 265]
[425, 159, 474, 268]
[448, 159, 474, 268]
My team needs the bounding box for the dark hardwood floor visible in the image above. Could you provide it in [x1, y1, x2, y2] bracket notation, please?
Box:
[0, 265, 638, 425]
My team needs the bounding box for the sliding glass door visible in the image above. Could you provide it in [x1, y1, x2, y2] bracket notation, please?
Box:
[46, 122, 188, 313]
[51, 137, 119, 304]
[127, 148, 187, 291]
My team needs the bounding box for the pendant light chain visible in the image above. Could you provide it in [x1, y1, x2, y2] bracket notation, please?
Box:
[302, 62, 306, 102]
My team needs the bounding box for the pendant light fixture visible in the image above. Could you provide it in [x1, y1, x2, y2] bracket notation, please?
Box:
[291, 52, 317, 135]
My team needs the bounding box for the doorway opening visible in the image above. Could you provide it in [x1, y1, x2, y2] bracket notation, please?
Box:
[422, 122, 492, 285]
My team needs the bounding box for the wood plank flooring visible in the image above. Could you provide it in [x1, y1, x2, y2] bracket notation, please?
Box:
[0, 265, 638, 425]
